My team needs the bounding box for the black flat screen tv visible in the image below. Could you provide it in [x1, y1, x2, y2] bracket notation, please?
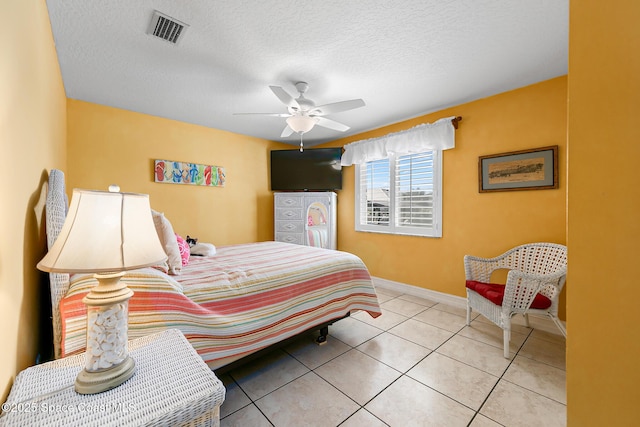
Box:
[270, 148, 343, 191]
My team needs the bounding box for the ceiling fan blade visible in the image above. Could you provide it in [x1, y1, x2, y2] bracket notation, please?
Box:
[280, 126, 294, 138]
[233, 112, 291, 117]
[310, 99, 365, 116]
[315, 117, 350, 132]
[269, 86, 299, 109]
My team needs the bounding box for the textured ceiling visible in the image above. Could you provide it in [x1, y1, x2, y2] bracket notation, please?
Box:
[46, 0, 568, 147]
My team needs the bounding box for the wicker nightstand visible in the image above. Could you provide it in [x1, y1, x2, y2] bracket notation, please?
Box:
[1, 329, 225, 426]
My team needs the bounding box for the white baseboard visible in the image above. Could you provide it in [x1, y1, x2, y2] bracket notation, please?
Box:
[371, 276, 467, 309]
[371, 276, 567, 334]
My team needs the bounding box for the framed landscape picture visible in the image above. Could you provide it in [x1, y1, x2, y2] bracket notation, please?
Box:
[478, 146, 558, 193]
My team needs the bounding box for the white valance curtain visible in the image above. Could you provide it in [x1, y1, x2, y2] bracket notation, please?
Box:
[341, 116, 457, 166]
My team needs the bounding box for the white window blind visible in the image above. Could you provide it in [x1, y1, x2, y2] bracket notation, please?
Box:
[396, 152, 435, 229]
[355, 150, 442, 237]
[360, 159, 390, 226]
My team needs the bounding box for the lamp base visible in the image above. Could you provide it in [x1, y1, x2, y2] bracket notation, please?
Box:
[75, 355, 136, 395]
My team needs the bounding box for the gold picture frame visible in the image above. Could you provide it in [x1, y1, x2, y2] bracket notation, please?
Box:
[478, 146, 558, 193]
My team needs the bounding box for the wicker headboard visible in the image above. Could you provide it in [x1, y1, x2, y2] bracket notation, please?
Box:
[45, 169, 69, 359]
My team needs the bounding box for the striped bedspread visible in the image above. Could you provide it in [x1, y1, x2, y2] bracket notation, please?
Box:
[60, 241, 381, 369]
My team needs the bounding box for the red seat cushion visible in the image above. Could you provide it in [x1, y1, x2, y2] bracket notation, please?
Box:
[466, 280, 552, 309]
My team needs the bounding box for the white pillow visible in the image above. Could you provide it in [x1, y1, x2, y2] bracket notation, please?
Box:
[151, 210, 182, 275]
[190, 242, 216, 257]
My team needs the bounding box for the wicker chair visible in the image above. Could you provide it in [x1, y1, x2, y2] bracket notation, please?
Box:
[464, 243, 567, 358]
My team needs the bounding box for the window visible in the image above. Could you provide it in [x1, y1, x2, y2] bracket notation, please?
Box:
[355, 150, 442, 237]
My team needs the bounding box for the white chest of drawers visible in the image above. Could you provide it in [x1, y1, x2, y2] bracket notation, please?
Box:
[274, 192, 337, 250]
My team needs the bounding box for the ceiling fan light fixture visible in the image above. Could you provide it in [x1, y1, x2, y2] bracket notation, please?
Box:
[286, 115, 318, 134]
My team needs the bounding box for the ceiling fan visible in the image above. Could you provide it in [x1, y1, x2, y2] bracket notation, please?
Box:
[235, 81, 365, 150]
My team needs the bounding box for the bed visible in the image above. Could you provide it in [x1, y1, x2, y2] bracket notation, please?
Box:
[45, 170, 381, 370]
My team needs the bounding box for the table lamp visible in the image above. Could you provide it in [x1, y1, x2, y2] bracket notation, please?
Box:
[37, 188, 167, 394]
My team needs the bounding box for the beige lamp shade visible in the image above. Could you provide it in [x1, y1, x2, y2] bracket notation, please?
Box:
[37, 189, 167, 273]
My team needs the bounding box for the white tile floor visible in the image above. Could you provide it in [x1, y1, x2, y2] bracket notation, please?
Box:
[217, 287, 566, 427]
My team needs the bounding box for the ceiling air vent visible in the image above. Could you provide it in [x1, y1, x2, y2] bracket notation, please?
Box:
[147, 11, 188, 45]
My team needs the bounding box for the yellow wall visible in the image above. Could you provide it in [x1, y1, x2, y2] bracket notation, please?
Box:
[567, 1, 640, 424]
[66, 100, 289, 245]
[7, 2, 640, 423]
[0, 0, 67, 401]
[324, 77, 567, 316]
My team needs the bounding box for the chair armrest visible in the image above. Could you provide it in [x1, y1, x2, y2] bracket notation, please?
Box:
[503, 268, 566, 311]
[464, 252, 511, 282]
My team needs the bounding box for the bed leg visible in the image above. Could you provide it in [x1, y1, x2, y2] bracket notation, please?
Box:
[315, 326, 329, 345]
